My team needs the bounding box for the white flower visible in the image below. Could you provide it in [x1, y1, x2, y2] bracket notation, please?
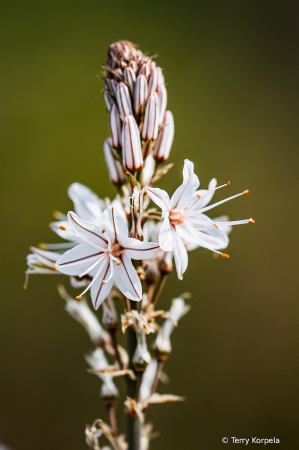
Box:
[54, 206, 160, 309]
[42, 182, 126, 251]
[146, 159, 253, 279]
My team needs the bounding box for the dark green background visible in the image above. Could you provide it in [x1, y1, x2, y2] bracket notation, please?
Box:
[1, 0, 299, 448]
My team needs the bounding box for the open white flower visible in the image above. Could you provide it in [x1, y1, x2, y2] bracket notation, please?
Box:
[146, 159, 253, 279]
[54, 206, 160, 309]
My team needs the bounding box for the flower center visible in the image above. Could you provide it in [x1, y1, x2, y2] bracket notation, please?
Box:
[110, 243, 122, 257]
[169, 208, 185, 226]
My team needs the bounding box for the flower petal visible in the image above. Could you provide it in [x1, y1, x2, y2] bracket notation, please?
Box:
[146, 187, 171, 214]
[121, 238, 160, 260]
[30, 247, 61, 267]
[172, 231, 188, 280]
[115, 254, 142, 301]
[159, 213, 175, 251]
[49, 220, 79, 242]
[68, 183, 103, 222]
[170, 159, 199, 210]
[55, 243, 104, 276]
[67, 212, 107, 248]
[90, 262, 114, 310]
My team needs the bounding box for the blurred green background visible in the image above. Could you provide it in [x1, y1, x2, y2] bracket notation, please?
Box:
[1, 0, 299, 448]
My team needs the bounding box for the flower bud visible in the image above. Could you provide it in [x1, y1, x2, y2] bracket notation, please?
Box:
[102, 296, 118, 331]
[153, 111, 174, 163]
[142, 92, 160, 141]
[132, 344, 151, 372]
[116, 82, 133, 119]
[122, 115, 143, 171]
[148, 68, 159, 93]
[138, 62, 151, 77]
[110, 78, 118, 96]
[123, 67, 136, 97]
[156, 67, 165, 85]
[130, 60, 138, 73]
[109, 104, 122, 150]
[103, 138, 126, 186]
[134, 74, 148, 117]
[114, 67, 123, 80]
[103, 89, 115, 112]
[157, 83, 167, 124]
[149, 61, 156, 71]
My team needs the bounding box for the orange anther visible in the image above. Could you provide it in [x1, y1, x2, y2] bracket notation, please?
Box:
[221, 253, 230, 259]
[53, 264, 59, 269]
[75, 295, 82, 300]
[248, 219, 255, 224]
[241, 190, 249, 196]
[102, 229, 105, 233]
[117, 261, 122, 265]
[197, 194, 201, 199]
[60, 225, 67, 230]
[227, 181, 230, 186]
[102, 280, 106, 284]
[213, 224, 218, 229]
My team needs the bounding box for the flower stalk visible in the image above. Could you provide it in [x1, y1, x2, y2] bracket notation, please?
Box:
[26, 39, 253, 450]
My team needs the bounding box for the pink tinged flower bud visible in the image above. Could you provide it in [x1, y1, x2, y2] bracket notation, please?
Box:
[110, 79, 118, 96]
[130, 60, 138, 73]
[123, 67, 136, 97]
[157, 83, 167, 124]
[149, 61, 156, 70]
[114, 68, 123, 80]
[134, 75, 148, 116]
[122, 115, 143, 171]
[103, 138, 126, 186]
[142, 92, 160, 141]
[104, 89, 115, 112]
[156, 67, 165, 85]
[153, 111, 174, 162]
[138, 62, 151, 77]
[148, 68, 159, 93]
[116, 82, 133, 119]
[109, 104, 122, 150]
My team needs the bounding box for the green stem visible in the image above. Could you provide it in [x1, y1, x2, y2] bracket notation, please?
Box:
[126, 326, 141, 450]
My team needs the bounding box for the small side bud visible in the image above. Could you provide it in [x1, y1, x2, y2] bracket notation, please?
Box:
[142, 92, 160, 141]
[153, 111, 174, 163]
[109, 104, 122, 150]
[103, 89, 115, 112]
[157, 83, 167, 124]
[116, 82, 133, 119]
[103, 138, 126, 186]
[123, 67, 136, 97]
[122, 115, 143, 172]
[132, 346, 151, 372]
[134, 75, 148, 117]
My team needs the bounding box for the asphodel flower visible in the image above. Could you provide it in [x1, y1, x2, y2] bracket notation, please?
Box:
[53, 206, 160, 309]
[146, 159, 254, 279]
